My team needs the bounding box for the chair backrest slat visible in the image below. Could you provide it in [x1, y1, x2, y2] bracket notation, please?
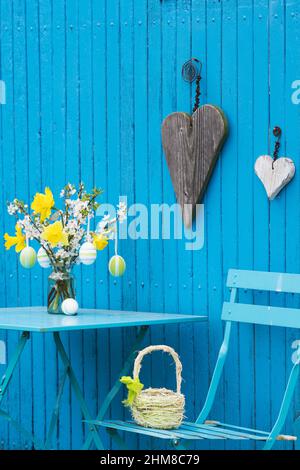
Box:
[224, 269, 300, 328]
[227, 269, 300, 294]
[222, 302, 300, 329]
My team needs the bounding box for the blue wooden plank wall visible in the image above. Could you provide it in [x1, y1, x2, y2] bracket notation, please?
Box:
[0, 0, 300, 450]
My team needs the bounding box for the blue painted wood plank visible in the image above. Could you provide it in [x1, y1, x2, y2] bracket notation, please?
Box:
[78, 0, 95, 444]
[0, 0, 16, 449]
[252, 0, 271, 447]
[176, 0, 195, 440]
[206, 0, 224, 451]
[78, 0, 98, 449]
[285, 0, 300, 448]
[0, 0, 11, 451]
[269, 0, 287, 450]
[132, 6, 151, 452]
[236, 0, 255, 450]
[0, 0, 8, 450]
[64, 0, 84, 449]
[221, 0, 240, 452]
[161, 0, 180, 452]
[92, 0, 110, 451]
[120, 0, 139, 451]
[105, 0, 123, 450]
[2, 0, 21, 450]
[51, 0, 69, 450]
[39, 0, 53, 185]
[133, 0, 150, 450]
[133, 0, 149, 322]
[147, 0, 165, 451]
[190, 0, 210, 451]
[38, 0, 58, 451]
[65, 0, 81, 450]
[25, 0, 46, 449]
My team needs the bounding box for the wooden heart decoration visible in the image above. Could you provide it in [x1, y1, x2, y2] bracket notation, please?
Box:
[254, 155, 295, 200]
[162, 104, 228, 227]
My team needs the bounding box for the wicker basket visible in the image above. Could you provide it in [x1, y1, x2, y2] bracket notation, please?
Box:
[130, 345, 185, 430]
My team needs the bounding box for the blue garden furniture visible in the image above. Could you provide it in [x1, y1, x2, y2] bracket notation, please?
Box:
[90, 269, 300, 450]
[0, 306, 205, 449]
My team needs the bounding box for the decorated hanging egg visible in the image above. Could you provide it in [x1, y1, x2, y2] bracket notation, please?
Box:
[20, 247, 37, 269]
[61, 298, 79, 316]
[108, 255, 126, 277]
[37, 247, 51, 268]
[79, 242, 97, 265]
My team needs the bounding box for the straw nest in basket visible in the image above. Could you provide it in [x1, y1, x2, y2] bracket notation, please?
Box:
[120, 345, 185, 430]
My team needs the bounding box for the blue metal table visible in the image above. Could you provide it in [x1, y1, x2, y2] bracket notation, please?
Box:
[0, 306, 206, 450]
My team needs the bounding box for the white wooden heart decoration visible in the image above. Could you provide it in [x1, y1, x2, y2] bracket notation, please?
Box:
[254, 155, 295, 200]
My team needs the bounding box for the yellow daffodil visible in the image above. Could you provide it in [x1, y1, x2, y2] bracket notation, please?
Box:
[92, 233, 108, 251]
[41, 221, 68, 247]
[31, 187, 54, 222]
[4, 224, 26, 252]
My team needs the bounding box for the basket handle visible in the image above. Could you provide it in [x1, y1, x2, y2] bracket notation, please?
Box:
[133, 345, 182, 394]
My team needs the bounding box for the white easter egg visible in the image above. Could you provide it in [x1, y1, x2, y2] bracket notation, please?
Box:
[108, 255, 126, 277]
[79, 242, 97, 265]
[20, 247, 37, 269]
[61, 298, 79, 316]
[37, 247, 51, 268]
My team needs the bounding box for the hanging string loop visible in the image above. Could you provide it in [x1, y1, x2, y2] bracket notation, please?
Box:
[272, 126, 282, 169]
[181, 58, 202, 113]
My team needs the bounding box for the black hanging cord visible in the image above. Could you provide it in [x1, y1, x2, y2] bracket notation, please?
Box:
[272, 126, 281, 168]
[182, 58, 202, 113]
[193, 75, 201, 113]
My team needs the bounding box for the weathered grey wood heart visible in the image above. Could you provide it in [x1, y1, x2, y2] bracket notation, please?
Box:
[254, 155, 295, 200]
[162, 104, 228, 227]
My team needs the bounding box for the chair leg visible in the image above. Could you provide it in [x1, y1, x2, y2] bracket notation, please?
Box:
[293, 415, 300, 450]
[171, 439, 189, 450]
[107, 428, 129, 450]
[263, 361, 300, 450]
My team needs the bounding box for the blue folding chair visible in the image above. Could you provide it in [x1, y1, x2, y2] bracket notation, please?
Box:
[88, 269, 300, 449]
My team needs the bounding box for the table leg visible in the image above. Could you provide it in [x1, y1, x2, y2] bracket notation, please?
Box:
[82, 326, 149, 450]
[0, 407, 44, 449]
[106, 428, 129, 450]
[0, 331, 44, 449]
[53, 331, 104, 450]
[0, 327, 148, 450]
[0, 331, 29, 406]
[45, 365, 69, 449]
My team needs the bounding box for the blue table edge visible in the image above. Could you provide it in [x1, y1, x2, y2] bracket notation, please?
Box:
[0, 307, 207, 333]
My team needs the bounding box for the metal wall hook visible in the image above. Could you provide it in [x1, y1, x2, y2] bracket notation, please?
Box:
[182, 58, 203, 113]
[181, 58, 202, 83]
[272, 126, 282, 168]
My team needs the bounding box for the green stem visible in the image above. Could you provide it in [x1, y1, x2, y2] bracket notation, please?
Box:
[48, 275, 75, 313]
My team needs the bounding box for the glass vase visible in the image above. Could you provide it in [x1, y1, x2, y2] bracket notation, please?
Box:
[47, 270, 76, 315]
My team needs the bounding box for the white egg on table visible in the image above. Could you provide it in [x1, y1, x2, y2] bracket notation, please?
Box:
[61, 298, 79, 316]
